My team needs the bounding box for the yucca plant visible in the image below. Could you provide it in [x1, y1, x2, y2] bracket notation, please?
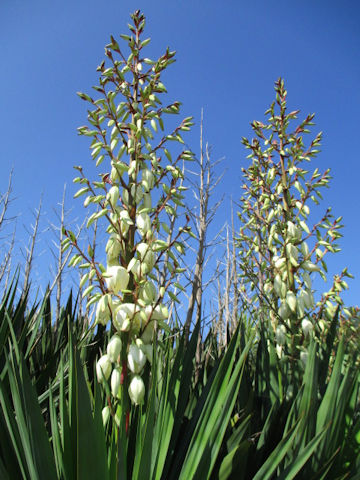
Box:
[62, 10, 196, 435]
[236, 78, 358, 365]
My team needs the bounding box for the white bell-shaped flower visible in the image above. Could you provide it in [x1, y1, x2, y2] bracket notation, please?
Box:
[114, 303, 137, 332]
[102, 406, 110, 427]
[136, 213, 151, 236]
[139, 281, 157, 305]
[96, 355, 112, 383]
[131, 184, 143, 203]
[279, 302, 290, 320]
[287, 221, 301, 242]
[301, 318, 313, 338]
[286, 291, 297, 313]
[105, 266, 129, 293]
[119, 209, 133, 236]
[274, 256, 286, 271]
[111, 367, 121, 398]
[141, 321, 155, 344]
[153, 304, 168, 320]
[106, 234, 121, 258]
[143, 304, 168, 323]
[128, 375, 145, 405]
[128, 343, 147, 374]
[130, 258, 142, 279]
[107, 185, 119, 206]
[95, 294, 114, 326]
[276, 325, 287, 346]
[107, 334, 122, 363]
[141, 169, 155, 192]
[300, 350, 308, 366]
[136, 243, 155, 273]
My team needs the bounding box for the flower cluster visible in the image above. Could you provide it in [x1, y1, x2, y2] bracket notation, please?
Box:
[237, 78, 352, 364]
[95, 243, 169, 405]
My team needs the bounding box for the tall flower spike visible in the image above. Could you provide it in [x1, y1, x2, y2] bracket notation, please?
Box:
[68, 10, 194, 414]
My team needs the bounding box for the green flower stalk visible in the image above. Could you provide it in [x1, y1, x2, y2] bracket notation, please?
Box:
[63, 10, 194, 425]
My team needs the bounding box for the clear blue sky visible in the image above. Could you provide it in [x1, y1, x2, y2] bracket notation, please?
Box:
[1, 0, 359, 308]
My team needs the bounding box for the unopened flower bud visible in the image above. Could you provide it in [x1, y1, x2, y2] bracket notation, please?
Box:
[122, 188, 129, 207]
[302, 272, 312, 289]
[302, 290, 314, 309]
[300, 241, 309, 257]
[297, 294, 305, 318]
[318, 319, 325, 332]
[264, 281, 272, 294]
[111, 166, 119, 183]
[302, 261, 320, 272]
[131, 311, 143, 334]
[274, 274, 286, 299]
[316, 248, 324, 259]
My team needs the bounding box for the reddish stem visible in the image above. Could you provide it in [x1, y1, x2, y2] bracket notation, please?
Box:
[120, 360, 127, 385]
